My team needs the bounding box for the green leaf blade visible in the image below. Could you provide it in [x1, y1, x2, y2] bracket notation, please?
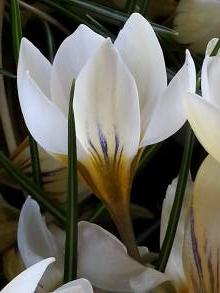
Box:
[64, 81, 78, 282]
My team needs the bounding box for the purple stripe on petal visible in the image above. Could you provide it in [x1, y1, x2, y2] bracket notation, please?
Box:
[98, 126, 108, 160]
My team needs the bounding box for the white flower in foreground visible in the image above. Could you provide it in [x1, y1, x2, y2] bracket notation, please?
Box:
[17, 12, 195, 258]
[160, 154, 220, 291]
[184, 38, 220, 163]
[174, 0, 220, 54]
[1, 257, 92, 293]
[17, 198, 168, 292]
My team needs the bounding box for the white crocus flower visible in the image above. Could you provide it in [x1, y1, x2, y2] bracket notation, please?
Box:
[17, 12, 195, 258]
[1, 257, 93, 293]
[184, 38, 220, 163]
[17, 198, 169, 292]
[174, 0, 220, 54]
[159, 154, 220, 291]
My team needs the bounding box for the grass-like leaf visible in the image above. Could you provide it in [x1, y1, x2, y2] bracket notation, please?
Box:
[125, 0, 137, 13]
[210, 39, 220, 56]
[54, 0, 127, 23]
[137, 143, 162, 175]
[19, 0, 70, 34]
[41, 0, 177, 38]
[40, 0, 111, 37]
[42, 21, 55, 62]
[156, 125, 194, 272]
[139, 0, 150, 15]
[10, 0, 22, 61]
[0, 68, 16, 79]
[10, 0, 42, 187]
[0, 151, 65, 224]
[64, 81, 78, 282]
[88, 203, 105, 222]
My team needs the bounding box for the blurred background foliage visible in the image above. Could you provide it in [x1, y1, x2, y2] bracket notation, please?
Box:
[0, 0, 207, 288]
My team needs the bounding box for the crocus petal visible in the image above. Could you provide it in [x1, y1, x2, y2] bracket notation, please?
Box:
[183, 155, 220, 291]
[74, 38, 140, 160]
[18, 70, 68, 155]
[18, 38, 51, 98]
[184, 93, 220, 162]
[74, 39, 140, 205]
[1, 257, 54, 293]
[51, 25, 105, 116]
[54, 279, 93, 293]
[201, 55, 220, 106]
[129, 270, 172, 293]
[160, 176, 192, 285]
[140, 50, 196, 146]
[115, 13, 167, 138]
[18, 198, 64, 291]
[78, 221, 168, 292]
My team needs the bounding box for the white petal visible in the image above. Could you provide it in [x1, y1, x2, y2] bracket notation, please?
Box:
[160, 176, 192, 284]
[18, 70, 68, 155]
[140, 50, 196, 146]
[18, 38, 51, 99]
[129, 269, 170, 293]
[74, 39, 140, 161]
[1, 257, 54, 293]
[201, 55, 220, 106]
[78, 221, 168, 292]
[184, 93, 220, 162]
[51, 25, 105, 116]
[18, 198, 64, 291]
[114, 13, 167, 138]
[182, 155, 220, 291]
[54, 279, 93, 293]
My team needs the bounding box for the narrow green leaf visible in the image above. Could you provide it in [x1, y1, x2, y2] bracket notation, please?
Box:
[156, 125, 194, 272]
[54, 0, 127, 23]
[10, 0, 22, 61]
[0, 151, 65, 224]
[42, 21, 55, 62]
[153, 23, 178, 37]
[125, 0, 137, 13]
[64, 81, 78, 282]
[28, 136, 42, 187]
[137, 143, 162, 175]
[10, 0, 42, 187]
[19, 0, 70, 34]
[0, 68, 16, 79]
[137, 220, 160, 245]
[210, 39, 220, 56]
[139, 0, 150, 15]
[40, 0, 177, 37]
[40, 0, 111, 37]
[86, 14, 115, 39]
[88, 203, 105, 222]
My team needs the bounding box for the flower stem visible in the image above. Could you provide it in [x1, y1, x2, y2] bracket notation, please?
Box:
[110, 204, 141, 262]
